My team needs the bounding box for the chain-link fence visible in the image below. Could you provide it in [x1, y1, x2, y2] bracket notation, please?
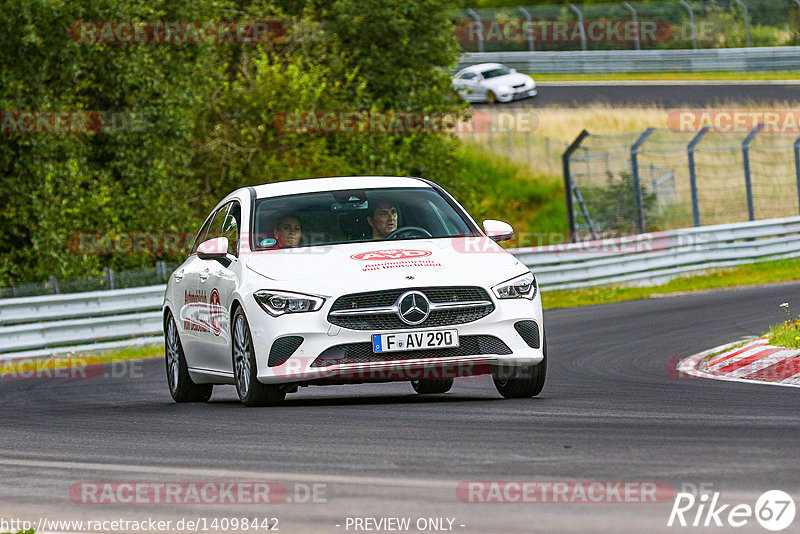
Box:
[0, 262, 179, 299]
[563, 126, 800, 238]
[457, 0, 800, 52]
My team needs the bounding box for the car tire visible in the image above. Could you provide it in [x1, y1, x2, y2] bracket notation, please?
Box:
[232, 308, 286, 407]
[492, 328, 547, 398]
[411, 378, 454, 394]
[165, 313, 213, 403]
[487, 90, 497, 104]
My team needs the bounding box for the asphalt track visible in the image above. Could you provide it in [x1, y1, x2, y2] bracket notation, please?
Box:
[477, 82, 800, 107]
[2, 281, 800, 533]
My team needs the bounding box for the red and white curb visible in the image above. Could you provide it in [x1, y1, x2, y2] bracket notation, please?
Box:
[678, 338, 800, 388]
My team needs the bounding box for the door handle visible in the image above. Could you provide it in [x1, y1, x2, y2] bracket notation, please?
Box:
[173, 269, 185, 282]
[199, 269, 210, 283]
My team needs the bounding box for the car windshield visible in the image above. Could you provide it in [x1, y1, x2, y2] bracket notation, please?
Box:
[481, 66, 511, 79]
[252, 186, 478, 250]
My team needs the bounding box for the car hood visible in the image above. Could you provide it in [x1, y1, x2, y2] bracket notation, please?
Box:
[483, 73, 533, 88]
[245, 237, 524, 293]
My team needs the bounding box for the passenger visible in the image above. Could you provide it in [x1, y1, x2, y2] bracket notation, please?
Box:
[274, 215, 302, 248]
[366, 201, 398, 239]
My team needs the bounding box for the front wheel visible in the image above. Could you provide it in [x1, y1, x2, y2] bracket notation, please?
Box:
[232, 308, 286, 407]
[486, 90, 497, 104]
[492, 329, 547, 398]
[165, 313, 213, 403]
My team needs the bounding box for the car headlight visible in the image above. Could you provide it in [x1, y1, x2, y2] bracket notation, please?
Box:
[254, 290, 325, 317]
[492, 272, 537, 300]
[498, 85, 512, 94]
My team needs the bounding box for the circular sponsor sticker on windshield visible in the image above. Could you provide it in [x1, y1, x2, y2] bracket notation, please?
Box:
[260, 238, 277, 248]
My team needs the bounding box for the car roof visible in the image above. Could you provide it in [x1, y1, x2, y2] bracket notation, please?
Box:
[249, 176, 430, 199]
[458, 63, 505, 75]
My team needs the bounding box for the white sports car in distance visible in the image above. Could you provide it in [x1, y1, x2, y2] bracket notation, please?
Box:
[163, 176, 546, 406]
[453, 63, 537, 104]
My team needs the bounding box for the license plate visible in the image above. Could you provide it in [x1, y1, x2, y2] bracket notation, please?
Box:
[372, 329, 459, 353]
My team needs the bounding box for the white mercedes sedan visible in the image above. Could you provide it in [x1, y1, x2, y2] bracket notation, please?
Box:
[163, 176, 546, 406]
[452, 63, 537, 104]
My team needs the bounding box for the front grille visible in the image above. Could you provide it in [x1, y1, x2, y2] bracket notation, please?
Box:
[311, 335, 511, 367]
[328, 287, 494, 330]
[268, 336, 304, 367]
[514, 320, 540, 349]
[513, 83, 526, 89]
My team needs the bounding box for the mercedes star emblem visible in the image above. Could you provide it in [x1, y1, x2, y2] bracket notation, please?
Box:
[396, 291, 430, 325]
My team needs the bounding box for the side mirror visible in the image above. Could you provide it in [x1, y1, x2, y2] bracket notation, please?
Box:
[483, 220, 514, 243]
[197, 237, 231, 264]
[510, 68, 517, 74]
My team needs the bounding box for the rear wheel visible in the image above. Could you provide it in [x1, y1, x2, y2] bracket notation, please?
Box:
[165, 313, 213, 403]
[232, 308, 286, 407]
[493, 329, 547, 398]
[411, 378, 454, 394]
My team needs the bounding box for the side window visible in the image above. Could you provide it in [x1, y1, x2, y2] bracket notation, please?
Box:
[221, 202, 241, 256]
[206, 203, 231, 242]
[461, 72, 476, 80]
[191, 214, 215, 254]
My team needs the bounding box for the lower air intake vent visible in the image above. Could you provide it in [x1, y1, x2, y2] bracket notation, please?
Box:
[268, 336, 304, 367]
[514, 320, 540, 349]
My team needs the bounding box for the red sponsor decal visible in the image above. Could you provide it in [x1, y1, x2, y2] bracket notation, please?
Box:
[209, 288, 222, 336]
[350, 249, 432, 261]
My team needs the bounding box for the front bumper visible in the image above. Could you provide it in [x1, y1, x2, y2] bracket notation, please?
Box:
[498, 88, 538, 102]
[243, 293, 544, 384]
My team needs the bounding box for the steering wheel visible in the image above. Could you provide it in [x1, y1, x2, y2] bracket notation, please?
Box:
[387, 226, 432, 240]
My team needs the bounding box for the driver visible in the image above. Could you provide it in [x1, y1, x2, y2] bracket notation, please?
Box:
[367, 201, 398, 240]
[274, 215, 302, 248]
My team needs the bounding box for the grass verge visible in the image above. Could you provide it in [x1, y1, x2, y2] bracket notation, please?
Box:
[454, 142, 567, 242]
[767, 303, 800, 349]
[531, 72, 800, 82]
[542, 258, 800, 310]
[0, 344, 162, 376]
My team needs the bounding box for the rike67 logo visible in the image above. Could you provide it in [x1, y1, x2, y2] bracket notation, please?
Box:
[668, 487, 796, 531]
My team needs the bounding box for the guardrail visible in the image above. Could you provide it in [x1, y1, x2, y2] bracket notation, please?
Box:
[1, 216, 798, 360]
[516, 216, 800, 290]
[457, 47, 800, 73]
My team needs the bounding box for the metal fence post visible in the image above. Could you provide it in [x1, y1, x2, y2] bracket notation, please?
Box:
[156, 261, 167, 282]
[563, 129, 591, 242]
[623, 2, 641, 51]
[742, 123, 765, 221]
[465, 9, 484, 53]
[733, 0, 752, 47]
[630, 128, 656, 234]
[679, 0, 698, 49]
[569, 4, 588, 51]
[687, 126, 710, 227]
[104, 267, 115, 290]
[517, 7, 535, 52]
[794, 135, 800, 215]
[48, 275, 60, 295]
